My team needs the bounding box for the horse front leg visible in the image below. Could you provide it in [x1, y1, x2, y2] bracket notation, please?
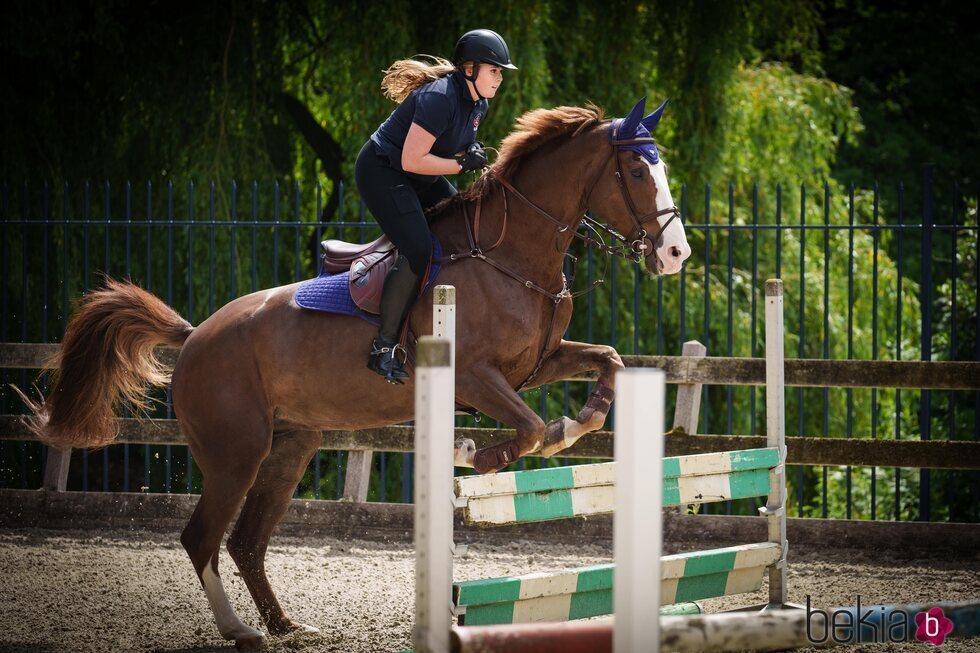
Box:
[455, 364, 547, 474]
[521, 340, 625, 458]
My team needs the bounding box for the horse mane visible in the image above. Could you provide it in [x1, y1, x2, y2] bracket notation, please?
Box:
[463, 103, 606, 203]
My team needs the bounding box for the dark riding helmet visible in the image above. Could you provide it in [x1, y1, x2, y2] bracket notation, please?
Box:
[453, 29, 518, 70]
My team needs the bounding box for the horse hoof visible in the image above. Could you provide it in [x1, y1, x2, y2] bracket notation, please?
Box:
[234, 634, 267, 650]
[454, 438, 476, 467]
[294, 623, 320, 634]
[268, 620, 320, 636]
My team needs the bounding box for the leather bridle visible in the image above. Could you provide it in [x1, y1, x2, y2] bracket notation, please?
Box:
[444, 120, 682, 390]
[594, 118, 681, 262]
[448, 120, 681, 298]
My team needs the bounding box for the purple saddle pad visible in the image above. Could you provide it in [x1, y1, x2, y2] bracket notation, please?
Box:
[294, 235, 443, 327]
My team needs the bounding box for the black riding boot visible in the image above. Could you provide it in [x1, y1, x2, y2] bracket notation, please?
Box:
[368, 255, 420, 384]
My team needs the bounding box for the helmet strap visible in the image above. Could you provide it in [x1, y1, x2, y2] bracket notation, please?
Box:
[462, 62, 486, 101]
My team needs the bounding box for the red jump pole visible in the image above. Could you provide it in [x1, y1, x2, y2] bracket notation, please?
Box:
[451, 621, 612, 653]
[452, 601, 980, 653]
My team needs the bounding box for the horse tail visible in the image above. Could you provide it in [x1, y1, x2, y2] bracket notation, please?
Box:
[17, 277, 194, 449]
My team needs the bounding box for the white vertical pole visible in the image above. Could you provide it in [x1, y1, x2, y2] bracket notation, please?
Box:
[433, 285, 456, 370]
[413, 337, 454, 653]
[765, 280, 785, 457]
[432, 285, 465, 554]
[614, 368, 664, 653]
[763, 279, 788, 607]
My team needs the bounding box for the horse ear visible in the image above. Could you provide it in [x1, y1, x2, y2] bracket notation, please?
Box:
[640, 98, 669, 132]
[619, 97, 647, 137]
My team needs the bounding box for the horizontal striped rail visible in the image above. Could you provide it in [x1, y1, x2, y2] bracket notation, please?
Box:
[454, 448, 779, 526]
[453, 542, 780, 626]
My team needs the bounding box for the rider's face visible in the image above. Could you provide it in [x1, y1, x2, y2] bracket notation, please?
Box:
[465, 64, 503, 99]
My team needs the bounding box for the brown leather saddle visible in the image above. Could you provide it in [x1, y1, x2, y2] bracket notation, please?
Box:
[320, 235, 396, 315]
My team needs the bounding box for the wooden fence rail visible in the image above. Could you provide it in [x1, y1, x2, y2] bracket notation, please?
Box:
[1, 415, 978, 471]
[3, 343, 980, 390]
[3, 342, 980, 499]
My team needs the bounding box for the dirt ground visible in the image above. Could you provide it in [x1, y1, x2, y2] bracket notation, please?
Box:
[0, 527, 977, 653]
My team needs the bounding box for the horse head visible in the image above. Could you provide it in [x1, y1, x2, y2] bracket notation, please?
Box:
[586, 97, 691, 276]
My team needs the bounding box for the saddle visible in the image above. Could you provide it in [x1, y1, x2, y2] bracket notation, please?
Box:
[320, 235, 438, 315]
[320, 235, 396, 315]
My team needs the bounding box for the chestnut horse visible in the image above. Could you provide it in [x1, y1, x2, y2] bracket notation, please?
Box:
[21, 98, 689, 647]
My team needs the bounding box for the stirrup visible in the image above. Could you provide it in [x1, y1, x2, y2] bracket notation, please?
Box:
[368, 340, 409, 385]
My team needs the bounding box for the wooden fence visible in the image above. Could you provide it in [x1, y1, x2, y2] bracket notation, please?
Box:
[2, 341, 979, 495]
[2, 340, 980, 550]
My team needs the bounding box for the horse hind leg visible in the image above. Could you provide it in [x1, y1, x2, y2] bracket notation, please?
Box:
[179, 427, 270, 649]
[227, 429, 322, 636]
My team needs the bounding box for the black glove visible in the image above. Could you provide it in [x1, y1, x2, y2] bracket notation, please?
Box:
[456, 141, 488, 173]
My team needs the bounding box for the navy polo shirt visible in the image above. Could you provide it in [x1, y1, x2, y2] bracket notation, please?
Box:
[370, 70, 488, 176]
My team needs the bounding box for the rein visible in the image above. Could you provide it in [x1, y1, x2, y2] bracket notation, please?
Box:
[453, 199, 570, 303]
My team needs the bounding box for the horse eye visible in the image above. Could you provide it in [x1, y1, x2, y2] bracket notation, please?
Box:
[630, 168, 644, 179]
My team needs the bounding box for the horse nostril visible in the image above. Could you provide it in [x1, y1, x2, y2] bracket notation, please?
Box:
[670, 246, 682, 258]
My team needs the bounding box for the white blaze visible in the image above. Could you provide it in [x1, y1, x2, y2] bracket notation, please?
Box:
[648, 159, 691, 275]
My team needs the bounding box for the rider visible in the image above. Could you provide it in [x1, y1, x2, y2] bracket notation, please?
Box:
[356, 29, 517, 384]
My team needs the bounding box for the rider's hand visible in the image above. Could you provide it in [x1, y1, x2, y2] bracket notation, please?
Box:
[456, 141, 488, 173]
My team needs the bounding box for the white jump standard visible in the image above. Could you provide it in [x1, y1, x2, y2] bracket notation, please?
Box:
[412, 286, 457, 653]
[448, 282, 794, 627]
[415, 280, 800, 653]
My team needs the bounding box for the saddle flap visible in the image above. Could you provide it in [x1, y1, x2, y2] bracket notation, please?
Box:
[349, 249, 395, 315]
[321, 234, 395, 273]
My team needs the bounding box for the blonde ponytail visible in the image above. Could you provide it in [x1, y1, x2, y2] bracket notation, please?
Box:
[380, 55, 456, 103]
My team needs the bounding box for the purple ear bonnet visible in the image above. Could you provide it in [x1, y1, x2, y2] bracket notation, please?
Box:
[611, 97, 669, 165]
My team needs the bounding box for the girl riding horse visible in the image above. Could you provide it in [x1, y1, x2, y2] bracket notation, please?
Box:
[357, 29, 517, 383]
[19, 93, 691, 648]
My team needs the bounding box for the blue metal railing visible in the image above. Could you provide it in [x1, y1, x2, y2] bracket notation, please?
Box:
[1, 170, 978, 523]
